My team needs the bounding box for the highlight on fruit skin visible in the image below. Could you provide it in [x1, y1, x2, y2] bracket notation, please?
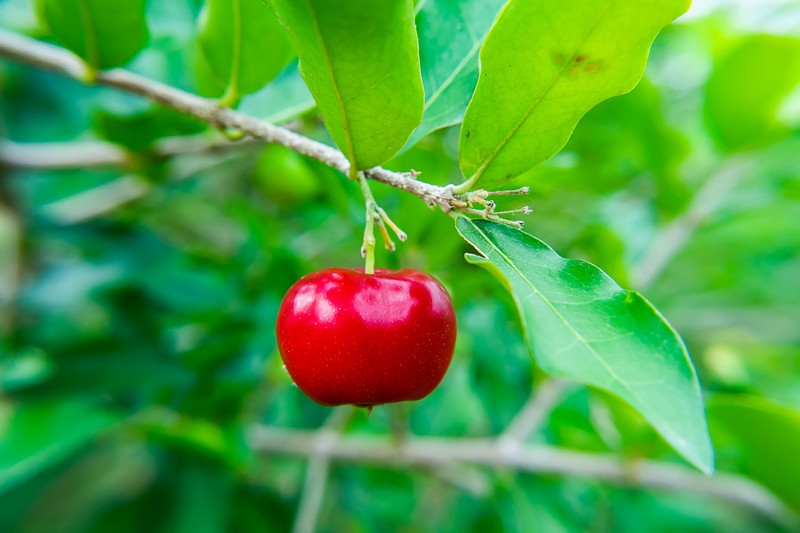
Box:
[276, 267, 457, 408]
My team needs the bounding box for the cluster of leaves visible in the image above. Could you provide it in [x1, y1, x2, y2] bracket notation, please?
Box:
[1, 0, 800, 531]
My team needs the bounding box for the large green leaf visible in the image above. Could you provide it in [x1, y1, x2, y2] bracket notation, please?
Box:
[709, 395, 800, 512]
[198, 0, 294, 105]
[458, 0, 690, 191]
[35, 0, 148, 70]
[704, 35, 800, 152]
[0, 400, 120, 495]
[404, 0, 507, 149]
[455, 218, 713, 473]
[270, 0, 424, 172]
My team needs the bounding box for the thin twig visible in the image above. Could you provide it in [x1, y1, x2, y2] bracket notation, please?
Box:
[0, 135, 270, 170]
[249, 426, 797, 527]
[0, 140, 129, 169]
[40, 175, 150, 224]
[496, 378, 575, 454]
[630, 156, 755, 289]
[292, 407, 353, 533]
[667, 304, 800, 343]
[0, 29, 459, 212]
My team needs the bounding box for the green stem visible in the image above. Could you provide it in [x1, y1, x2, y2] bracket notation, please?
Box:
[219, 0, 242, 108]
[80, 62, 98, 84]
[76, 0, 99, 73]
[219, 84, 240, 109]
[451, 176, 478, 195]
[357, 172, 377, 274]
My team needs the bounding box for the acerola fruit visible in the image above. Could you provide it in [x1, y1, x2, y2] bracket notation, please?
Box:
[276, 267, 457, 408]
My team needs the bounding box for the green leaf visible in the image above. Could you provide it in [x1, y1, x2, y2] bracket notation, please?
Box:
[238, 61, 316, 124]
[198, 0, 295, 105]
[458, 0, 690, 190]
[455, 218, 713, 473]
[704, 35, 800, 152]
[35, 0, 148, 70]
[270, 0, 424, 172]
[0, 400, 120, 495]
[404, 0, 507, 149]
[709, 395, 800, 512]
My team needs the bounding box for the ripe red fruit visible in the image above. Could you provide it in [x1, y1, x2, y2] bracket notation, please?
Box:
[276, 267, 457, 408]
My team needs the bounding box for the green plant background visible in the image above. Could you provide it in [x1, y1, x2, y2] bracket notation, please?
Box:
[1, 0, 800, 531]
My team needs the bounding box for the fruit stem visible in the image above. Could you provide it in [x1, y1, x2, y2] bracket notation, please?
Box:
[376, 206, 407, 242]
[358, 172, 377, 274]
[357, 172, 408, 271]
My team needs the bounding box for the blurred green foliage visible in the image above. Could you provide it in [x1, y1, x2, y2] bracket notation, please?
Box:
[1, 0, 800, 531]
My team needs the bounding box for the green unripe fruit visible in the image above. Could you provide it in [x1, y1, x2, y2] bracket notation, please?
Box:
[254, 145, 321, 204]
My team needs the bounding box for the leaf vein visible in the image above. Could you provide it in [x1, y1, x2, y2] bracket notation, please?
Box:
[466, 219, 653, 416]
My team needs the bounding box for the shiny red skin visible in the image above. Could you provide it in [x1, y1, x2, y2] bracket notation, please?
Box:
[276, 268, 457, 407]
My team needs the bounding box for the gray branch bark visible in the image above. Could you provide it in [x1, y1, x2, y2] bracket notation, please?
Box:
[0, 29, 458, 211]
[249, 425, 797, 527]
[630, 156, 755, 289]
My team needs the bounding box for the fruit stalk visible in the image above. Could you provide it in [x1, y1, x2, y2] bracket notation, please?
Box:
[357, 173, 407, 273]
[357, 172, 378, 274]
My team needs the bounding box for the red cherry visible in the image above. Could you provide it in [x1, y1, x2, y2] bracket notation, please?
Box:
[276, 267, 457, 408]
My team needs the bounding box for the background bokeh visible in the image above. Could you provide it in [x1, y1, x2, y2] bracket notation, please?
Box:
[1, 0, 799, 531]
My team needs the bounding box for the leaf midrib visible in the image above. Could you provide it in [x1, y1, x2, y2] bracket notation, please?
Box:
[465, 219, 654, 421]
[226, 0, 242, 99]
[303, 0, 357, 175]
[76, 0, 100, 69]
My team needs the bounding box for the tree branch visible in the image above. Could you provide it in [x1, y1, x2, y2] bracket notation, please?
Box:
[668, 304, 800, 343]
[292, 407, 353, 533]
[41, 175, 150, 224]
[496, 378, 575, 454]
[0, 136, 263, 225]
[0, 29, 458, 211]
[630, 156, 755, 290]
[0, 140, 129, 169]
[248, 425, 797, 527]
[0, 134, 269, 170]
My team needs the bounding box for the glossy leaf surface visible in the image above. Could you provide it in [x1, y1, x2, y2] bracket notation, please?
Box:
[458, 0, 690, 190]
[456, 218, 713, 473]
[405, 0, 507, 149]
[198, 0, 294, 103]
[270, 0, 424, 171]
[35, 0, 148, 69]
